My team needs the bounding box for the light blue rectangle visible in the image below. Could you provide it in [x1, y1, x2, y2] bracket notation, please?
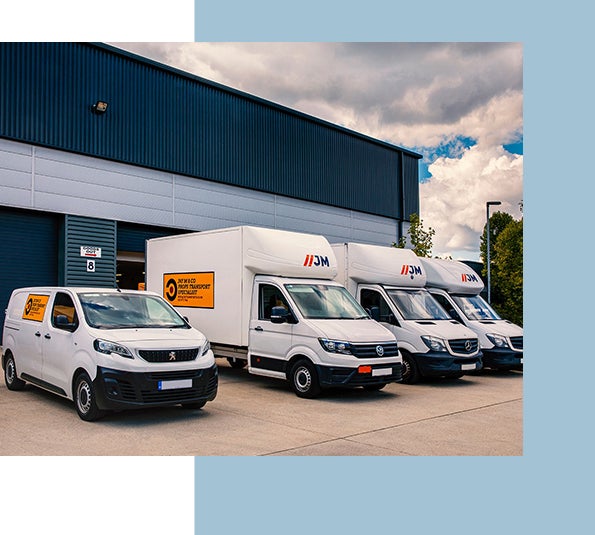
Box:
[193, 1, 590, 534]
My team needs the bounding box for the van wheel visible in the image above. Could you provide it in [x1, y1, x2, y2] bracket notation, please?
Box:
[73, 372, 105, 422]
[401, 351, 420, 384]
[227, 357, 247, 369]
[4, 353, 26, 391]
[289, 359, 321, 399]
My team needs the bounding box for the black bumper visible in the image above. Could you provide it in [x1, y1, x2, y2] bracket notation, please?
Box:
[316, 362, 402, 388]
[482, 348, 523, 370]
[93, 364, 218, 410]
[414, 351, 483, 377]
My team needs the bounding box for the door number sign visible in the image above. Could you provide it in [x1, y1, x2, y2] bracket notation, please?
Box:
[86, 260, 96, 272]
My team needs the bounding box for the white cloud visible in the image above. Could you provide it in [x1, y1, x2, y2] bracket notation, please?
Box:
[422, 143, 523, 260]
[111, 42, 523, 259]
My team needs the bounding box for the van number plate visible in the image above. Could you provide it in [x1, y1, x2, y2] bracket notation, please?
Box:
[461, 363, 476, 371]
[158, 379, 192, 390]
[372, 368, 392, 377]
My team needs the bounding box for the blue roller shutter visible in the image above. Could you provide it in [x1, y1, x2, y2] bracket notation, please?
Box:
[0, 208, 59, 341]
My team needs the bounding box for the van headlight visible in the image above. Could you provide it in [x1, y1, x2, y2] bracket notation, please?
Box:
[319, 338, 352, 354]
[94, 339, 133, 359]
[421, 335, 448, 352]
[201, 340, 211, 356]
[486, 334, 510, 348]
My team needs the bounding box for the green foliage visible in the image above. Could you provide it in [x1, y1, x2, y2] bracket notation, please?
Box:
[492, 219, 523, 325]
[481, 212, 523, 326]
[393, 213, 435, 258]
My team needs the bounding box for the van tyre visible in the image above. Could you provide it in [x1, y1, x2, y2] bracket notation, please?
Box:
[227, 357, 247, 369]
[401, 351, 420, 384]
[4, 353, 26, 391]
[289, 359, 321, 399]
[73, 372, 105, 422]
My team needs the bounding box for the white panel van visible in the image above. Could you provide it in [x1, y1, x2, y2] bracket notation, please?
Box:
[2, 287, 217, 420]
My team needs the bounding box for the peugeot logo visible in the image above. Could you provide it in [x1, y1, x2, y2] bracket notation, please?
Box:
[376, 345, 385, 357]
[464, 340, 472, 352]
[169, 351, 177, 361]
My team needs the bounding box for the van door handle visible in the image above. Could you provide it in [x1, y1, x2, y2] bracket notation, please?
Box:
[255, 326, 263, 332]
[44, 334, 51, 339]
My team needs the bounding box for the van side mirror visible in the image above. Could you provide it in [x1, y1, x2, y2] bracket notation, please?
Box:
[270, 306, 289, 324]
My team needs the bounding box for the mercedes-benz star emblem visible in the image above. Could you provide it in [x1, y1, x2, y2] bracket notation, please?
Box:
[376, 345, 385, 357]
[169, 351, 177, 361]
[464, 340, 472, 352]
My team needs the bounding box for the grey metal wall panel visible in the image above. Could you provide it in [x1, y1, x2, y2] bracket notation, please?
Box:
[0, 42, 420, 220]
[64, 215, 116, 287]
[1, 140, 399, 248]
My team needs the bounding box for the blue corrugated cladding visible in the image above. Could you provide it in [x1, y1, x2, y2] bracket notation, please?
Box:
[0, 42, 420, 220]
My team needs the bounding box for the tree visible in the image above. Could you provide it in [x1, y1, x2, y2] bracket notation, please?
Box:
[393, 213, 435, 258]
[480, 211, 523, 326]
[492, 218, 523, 325]
[479, 211, 514, 273]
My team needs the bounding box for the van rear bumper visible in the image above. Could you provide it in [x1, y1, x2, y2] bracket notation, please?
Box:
[413, 351, 483, 377]
[93, 364, 218, 410]
[316, 362, 402, 388]
[481, 348, 523, 370]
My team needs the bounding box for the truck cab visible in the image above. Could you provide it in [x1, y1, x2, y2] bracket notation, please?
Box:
[420, 258, 523, 370]
[332, 243, 482, 383]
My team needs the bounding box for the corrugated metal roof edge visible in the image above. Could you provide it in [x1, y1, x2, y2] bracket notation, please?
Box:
[92, 42, 422, 160]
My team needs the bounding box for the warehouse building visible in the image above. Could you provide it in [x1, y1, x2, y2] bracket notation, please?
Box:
[0, 42, 421, 334]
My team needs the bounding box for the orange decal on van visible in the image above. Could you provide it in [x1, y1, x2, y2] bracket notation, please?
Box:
[22, 294, 50, 322]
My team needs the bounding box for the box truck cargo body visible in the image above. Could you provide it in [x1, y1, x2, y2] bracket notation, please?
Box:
[146, 226, 402, 398]
[420, 258, 523, 370]
[332, 243, 482, 384]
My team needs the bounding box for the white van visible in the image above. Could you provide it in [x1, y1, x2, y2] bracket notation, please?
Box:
[2, 287, 217, 421]
[332, 242, 482, 383]
[146, 226, 402, 398]
[420, 258, 523, 370]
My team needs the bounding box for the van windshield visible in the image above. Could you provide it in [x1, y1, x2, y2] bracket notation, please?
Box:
[78, 292, 188, 329]
[386, 289, 450, 321]
[452, 294, 502, 320]
[285, 284, 368, 320]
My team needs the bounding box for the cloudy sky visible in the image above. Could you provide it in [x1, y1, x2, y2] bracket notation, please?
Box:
[112, 42, 523, 261]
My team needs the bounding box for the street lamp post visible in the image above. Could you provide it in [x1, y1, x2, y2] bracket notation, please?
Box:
[486, 201, 502, 304]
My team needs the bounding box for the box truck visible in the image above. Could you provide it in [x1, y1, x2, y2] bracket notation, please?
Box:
[146, 226, 402, 398]
[420, 258, 523, 370]
[332, 243, 482, 384]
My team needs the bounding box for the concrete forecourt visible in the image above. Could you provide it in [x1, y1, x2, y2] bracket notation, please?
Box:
[0, 361, 522, 456]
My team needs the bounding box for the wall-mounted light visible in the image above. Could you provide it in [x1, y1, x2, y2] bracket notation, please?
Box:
[91, 100, 109, 114]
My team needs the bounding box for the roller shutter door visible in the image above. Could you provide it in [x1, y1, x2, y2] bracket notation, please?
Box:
[0, 208, 59, 341]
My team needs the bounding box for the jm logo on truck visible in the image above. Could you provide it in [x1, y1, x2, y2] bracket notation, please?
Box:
[303, 254, 330, 267]
[401, 265, 423, 278]
[163, 272, 215, 308]
[461, 273, 479, 283]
